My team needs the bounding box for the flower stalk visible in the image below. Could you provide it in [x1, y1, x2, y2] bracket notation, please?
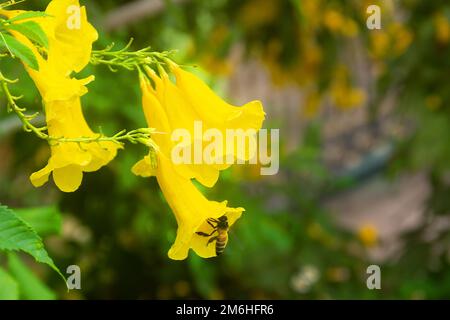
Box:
[90, 39, 175, 72]
[0, 71, 157, 148]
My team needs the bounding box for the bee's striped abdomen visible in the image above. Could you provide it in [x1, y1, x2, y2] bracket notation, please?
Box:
[215, 231, 228, 256]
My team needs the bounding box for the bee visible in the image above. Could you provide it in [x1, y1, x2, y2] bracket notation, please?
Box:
[196, 215, 229, 256]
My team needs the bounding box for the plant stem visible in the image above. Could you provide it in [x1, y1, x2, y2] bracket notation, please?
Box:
[0, 71, 157, 148]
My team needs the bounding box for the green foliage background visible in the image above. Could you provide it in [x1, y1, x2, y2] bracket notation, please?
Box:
[1, 0, 450, 299]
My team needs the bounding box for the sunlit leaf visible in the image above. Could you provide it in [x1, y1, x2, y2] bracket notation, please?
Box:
[0, 204, 63, 279]
[7, 11, 49, 23]
[0, 32, 39, 70]
[7, 20, 49, 49]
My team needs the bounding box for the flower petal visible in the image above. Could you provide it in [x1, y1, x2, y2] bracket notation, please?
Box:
[30, 165, 53, 187]
[140, 75, 220, 187]
[132, 156, 157, 178]
[154, 155, 243, 260]
[44, 0, 98, 73]
[190, 207, 244, 259]
[171, 63, 266, 131]
[52, 165, 83, 192]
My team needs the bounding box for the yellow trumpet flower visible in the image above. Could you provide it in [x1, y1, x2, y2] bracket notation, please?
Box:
[144, 63, 265, 188]
[133, 76, 244, 260]
[3, 0, 118, 192]
[170, 62, 265, 133]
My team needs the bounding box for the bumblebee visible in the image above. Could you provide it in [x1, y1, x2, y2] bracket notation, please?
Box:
[196, 215, 229, 256]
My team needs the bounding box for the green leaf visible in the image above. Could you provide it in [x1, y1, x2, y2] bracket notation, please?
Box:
[0, 204, 63, 280]
[15, 206, 62, 237]
[0, 266, 19, 300]
[7, 21, 49, 49]
[7, 11, 50, 23]
[0, 32, 39, 70]
[8, 253, 56, 300]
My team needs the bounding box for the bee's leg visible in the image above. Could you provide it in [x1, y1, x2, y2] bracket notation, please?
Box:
[207, 236, 218, 246]
[196, 229, 218, 237]
[196, 232, 209, 237]
[207, 218, 218, 228]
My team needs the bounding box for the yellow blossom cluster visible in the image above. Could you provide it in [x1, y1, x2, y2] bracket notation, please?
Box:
[0, 0, 265, 260]
[1, 1, 119, 192]
[133, 63, 265, 259]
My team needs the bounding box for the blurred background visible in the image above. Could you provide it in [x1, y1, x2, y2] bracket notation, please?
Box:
[1, 0, 450, 299]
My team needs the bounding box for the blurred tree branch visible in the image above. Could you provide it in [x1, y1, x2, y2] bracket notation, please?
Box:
[0, 115, 45, 138]
[104, 0, 190, 32]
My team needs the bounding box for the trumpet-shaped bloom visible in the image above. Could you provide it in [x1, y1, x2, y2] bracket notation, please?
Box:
[30, 97, 119, 192]
[146, 64, 265, 188]
[133, 77, 244, 259]
[135, 154, 244, 260]
[170, 62, 265, 132]
[4, 0, 118, 192]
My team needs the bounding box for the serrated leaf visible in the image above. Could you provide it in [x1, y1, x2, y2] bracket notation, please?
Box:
[0, 204, 63, 280]
[0, 266, 19, 300]
[8, 253, 56, 300]
[7, 11, 50, 23]
[15, 206, 62, 237]
[7, 21, 48, 49]
[0, 32, 39, 70]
